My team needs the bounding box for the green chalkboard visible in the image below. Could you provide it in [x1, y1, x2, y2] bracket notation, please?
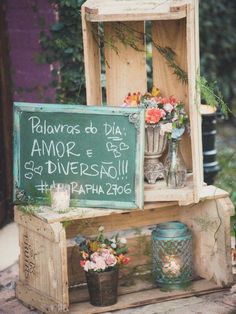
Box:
[13, 103, 145, 209]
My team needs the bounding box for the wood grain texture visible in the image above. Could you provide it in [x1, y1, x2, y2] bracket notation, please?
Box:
[81, 6, 102, 105]
[186, 2, 203, 202]
[83, 0, 187, 22]
[152, 18, 191, 173]
[69, 279, 225, 313]
[16, 281, 68, 313]
[104, 21, 147, 106]
[16, 212, 69, 311]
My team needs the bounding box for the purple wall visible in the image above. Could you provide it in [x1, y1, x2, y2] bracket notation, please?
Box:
[6, 0, 56, 103]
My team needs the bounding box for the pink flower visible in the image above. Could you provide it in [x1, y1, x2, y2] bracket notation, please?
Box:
[90, 252, 100, 262]
[80, 260, 86, 268]
[90, 254, 107, 271]
[169, 95, 177, 105]
[105, 254, 117, 267]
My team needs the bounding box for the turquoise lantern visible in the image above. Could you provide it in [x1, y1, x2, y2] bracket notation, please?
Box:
[152, 221, 193, 289]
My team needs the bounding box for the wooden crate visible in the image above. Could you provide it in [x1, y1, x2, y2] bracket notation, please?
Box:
[82, 0, 203, 205]
[14, 1, 235, 313]
[15, 187, 234, 313]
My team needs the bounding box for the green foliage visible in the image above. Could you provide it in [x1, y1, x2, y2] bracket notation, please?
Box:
[199, 1, 236, 115]
[215, 150, 236, 207]
[39, 0, 86, 104]
[197, 75, 229, 117]
[37, 0, 235, 113]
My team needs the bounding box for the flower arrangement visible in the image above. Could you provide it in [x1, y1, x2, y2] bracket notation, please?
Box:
[122, 87, 189, 140]
[75, 226, 130, 272]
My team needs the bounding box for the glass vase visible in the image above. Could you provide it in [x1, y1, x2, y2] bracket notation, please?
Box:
[164, 139, 187, 188]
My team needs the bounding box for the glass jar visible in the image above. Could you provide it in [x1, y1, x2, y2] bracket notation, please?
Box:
[164, 139, 187, 188]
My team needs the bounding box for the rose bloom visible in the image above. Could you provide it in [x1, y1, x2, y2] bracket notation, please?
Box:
[105, 253, 117, 267]
[90, 252, 100, 262]
[122, 257, 130, 265]
[145, 108, 165, 124]
[92, 256, 107, 271]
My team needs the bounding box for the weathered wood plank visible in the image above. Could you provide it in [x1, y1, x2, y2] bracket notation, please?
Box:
[14, 207, 64, 242]
[69, 279, 226, 313]
[83, 0, 187, 22]
[104, 21, 147, 106]
[186, 2, 203, 202]
[81, 6, 102, 105]
[16, 215, 69, 309]
[152, 18, 191, 174]
[16, 281, 68, 313]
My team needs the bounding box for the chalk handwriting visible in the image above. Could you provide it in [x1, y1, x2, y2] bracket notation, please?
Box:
[29, 116, 81, 135]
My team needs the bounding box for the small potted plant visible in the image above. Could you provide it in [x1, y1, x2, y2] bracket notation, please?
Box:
[75, 226, 130, 307]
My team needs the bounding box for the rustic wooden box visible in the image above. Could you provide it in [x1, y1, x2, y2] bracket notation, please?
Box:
[82, 0, 203, 205]
[15, 187, 234, 313]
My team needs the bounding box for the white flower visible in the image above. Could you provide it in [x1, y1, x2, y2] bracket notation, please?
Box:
[98, 226, 104, 232]
[119, 238, 127, 244]
[163, 103, 174, 113]
[111, 242, 117, 249]
[160, 123, 172, 136]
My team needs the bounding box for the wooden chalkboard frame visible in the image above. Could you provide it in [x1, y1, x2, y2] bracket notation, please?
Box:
[13, 102, 145, 209]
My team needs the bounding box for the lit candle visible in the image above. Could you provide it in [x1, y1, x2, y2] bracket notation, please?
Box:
[162, 255, 181, 277]
[50, 183, 71, 211]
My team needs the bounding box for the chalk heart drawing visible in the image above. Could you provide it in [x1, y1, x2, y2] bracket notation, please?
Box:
[34, 166, 43, 175]
[24, 161, 34, 171]
[119, 142, 129, 151]
[113, 150, 121, 158]
[106, 142, 117, 152]
[25, 172, 33, 180]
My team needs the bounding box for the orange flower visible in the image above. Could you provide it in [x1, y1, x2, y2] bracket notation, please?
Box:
[81, 251, 89, 259]
[123, 92, 141, 107]
[145, 108, 165, 124]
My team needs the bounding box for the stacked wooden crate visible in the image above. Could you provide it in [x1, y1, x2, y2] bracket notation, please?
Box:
[15, 0, 234, 313]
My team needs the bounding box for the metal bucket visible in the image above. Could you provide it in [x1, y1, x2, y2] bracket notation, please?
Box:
[202, 112, 220, 184]
[85, 268, 119, 306]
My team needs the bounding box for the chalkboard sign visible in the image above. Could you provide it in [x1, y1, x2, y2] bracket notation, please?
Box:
[13, 103, 145, 209]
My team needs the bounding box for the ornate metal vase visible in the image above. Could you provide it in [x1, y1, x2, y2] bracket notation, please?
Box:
[144, 123, 168, 184]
